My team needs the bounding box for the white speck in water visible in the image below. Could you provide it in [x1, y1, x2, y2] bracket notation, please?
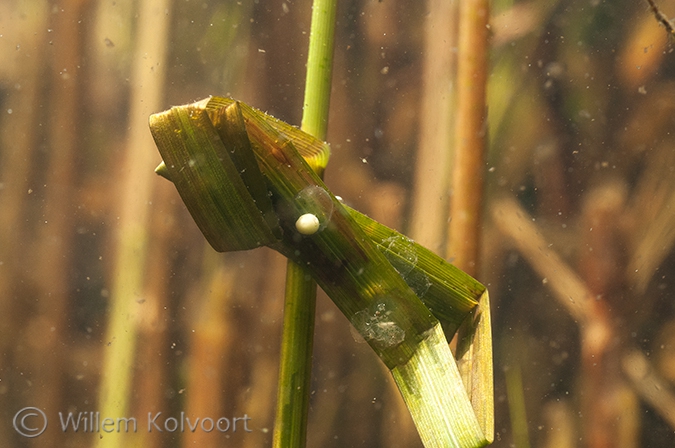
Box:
[7, 109, 12, 114]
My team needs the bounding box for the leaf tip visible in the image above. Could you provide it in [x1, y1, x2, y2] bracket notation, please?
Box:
[155, 161, 172, 181]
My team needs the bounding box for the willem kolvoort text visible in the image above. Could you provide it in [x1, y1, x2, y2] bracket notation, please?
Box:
[58, 412, 252, 433]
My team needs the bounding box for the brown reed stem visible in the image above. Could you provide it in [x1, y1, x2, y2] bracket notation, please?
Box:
[447, 0, 490, 276]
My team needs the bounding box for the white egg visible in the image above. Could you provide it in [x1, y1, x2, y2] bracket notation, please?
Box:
[295, 213, 321, 235]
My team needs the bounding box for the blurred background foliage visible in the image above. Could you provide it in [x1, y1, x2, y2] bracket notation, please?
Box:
[2, 0, 675, 447]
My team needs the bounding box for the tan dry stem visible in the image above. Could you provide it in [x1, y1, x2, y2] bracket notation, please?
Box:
[622, 350, 675, 429]
[409, 0, 458, 253]
[447, 0, 490, 275]
[491, 196, 593, 323]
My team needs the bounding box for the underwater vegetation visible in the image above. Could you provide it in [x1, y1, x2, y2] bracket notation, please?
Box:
[2, 0, 675, 446]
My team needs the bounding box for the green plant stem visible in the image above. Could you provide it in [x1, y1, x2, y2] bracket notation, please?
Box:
[505, 364, 531, 448]
[300, 0, 337, 141]
[273, 0, 337, 447]
[273, 263, 318, 447]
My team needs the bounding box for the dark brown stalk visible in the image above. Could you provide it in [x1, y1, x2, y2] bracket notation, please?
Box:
[578, 184, 638, 448]
[181, 256, 235, 448]
[30, 3, 87, 447]
[646, 0, 675, 35]
[0, 3, 48, 417]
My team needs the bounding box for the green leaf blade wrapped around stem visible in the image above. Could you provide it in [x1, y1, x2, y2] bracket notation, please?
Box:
[347, 207, 483, 338]
[150, 97, 493, 447]
[149, 105, 281, 251]
[206, 97, 331, 175]
[234, 98, 438, 366]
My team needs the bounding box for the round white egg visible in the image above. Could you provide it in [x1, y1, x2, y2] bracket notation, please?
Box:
[295, 213, 321, 235]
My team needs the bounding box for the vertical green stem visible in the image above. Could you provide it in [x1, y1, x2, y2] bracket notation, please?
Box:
[273, 264, 318, 448]
[300, 0, 338, 141]
[273, 0, 337, 447]
[505, 364, 531, 448]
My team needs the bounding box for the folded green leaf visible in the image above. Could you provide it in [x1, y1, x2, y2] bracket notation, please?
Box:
[149, 97, 493, 447]
[205, 97, 331, 176]
[348, 207, 482, 338]
[219, 99, 437, 367]
[149, 105, 281, 251]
